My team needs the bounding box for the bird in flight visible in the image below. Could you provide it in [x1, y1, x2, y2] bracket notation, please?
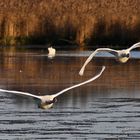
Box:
[0, 66, 105, 109]
[79, 42, 140, 76]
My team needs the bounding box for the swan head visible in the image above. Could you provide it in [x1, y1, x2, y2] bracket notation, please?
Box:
[117, 51, 130, 63]
[38, 97, 57, 109]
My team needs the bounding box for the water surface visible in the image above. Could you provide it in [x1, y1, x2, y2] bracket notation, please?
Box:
[0, 49, 140, 139]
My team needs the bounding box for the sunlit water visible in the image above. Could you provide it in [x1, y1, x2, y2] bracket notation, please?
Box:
[0, 48, 140, 139]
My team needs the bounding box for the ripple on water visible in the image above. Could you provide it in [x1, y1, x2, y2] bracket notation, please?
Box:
[0, 98, 140, 139]
[0, 51, 140, 139]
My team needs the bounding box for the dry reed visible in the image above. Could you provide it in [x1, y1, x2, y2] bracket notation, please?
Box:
[0, 0, 140, 48]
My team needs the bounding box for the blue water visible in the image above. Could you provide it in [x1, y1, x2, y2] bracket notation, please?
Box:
[55, 50, 140, 59]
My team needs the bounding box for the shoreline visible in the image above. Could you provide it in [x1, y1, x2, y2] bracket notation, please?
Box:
[0, 44, 138, 50]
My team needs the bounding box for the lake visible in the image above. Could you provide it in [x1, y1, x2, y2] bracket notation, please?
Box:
[0, 48, 140, 139]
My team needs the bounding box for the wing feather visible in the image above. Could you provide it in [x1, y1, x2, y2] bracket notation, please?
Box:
[128, 42, 140, 51]
[0, 89, 42, 100]
[53, 66, 105, 98]
[79, 48, 118, 76]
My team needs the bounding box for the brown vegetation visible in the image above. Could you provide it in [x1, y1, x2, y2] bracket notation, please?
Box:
[0, 0, 140, 48]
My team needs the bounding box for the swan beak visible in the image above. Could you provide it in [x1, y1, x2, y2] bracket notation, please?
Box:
[38, 103, 54, 109]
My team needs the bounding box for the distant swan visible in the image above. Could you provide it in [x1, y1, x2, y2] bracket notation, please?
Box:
[48, 47, 56, 58]
[79, 42, 140, 76]
[0, 66, 105, 109]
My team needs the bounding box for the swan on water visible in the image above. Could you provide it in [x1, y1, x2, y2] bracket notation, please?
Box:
[48, 47, 56, 58]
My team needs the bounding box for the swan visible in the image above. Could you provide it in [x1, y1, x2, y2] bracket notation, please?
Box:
[48, 47, 56, 58]
[79, 42, 140, 76]
[0, 66, 105, 109]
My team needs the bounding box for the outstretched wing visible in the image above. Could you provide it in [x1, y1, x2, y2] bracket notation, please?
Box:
[128, 42, 140, 51]
[0, 89, 42, 100]
[53, 66, 105, 98]
[79, 48, 118, 76]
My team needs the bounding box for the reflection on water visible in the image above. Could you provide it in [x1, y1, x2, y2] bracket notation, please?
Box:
[0, 48, 140, 139]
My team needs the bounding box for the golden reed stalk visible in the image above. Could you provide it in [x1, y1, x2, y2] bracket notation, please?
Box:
[0, 0, 139, 47]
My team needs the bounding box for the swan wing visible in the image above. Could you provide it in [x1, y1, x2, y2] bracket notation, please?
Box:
[53, 66, 105, 98]
[79, 48, 118, 76]
[0, 89, 42, 100]
[128, 42, 140, 51]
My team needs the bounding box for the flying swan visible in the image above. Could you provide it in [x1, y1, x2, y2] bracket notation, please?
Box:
[79, 42, 140, 76]
[0, 66, 105, 109]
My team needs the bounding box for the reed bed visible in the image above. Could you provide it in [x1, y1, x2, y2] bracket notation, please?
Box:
[0, 0, 140, 48]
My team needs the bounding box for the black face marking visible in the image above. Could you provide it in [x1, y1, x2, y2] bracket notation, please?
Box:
[45, 100, 54, 104]
[126, 53, 130, 58]
[121, 53, 130, 58]
[44, 98, 57, 105]
[53, 98, 57, 103]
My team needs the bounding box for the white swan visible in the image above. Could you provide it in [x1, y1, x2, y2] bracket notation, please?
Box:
[79, 42, 140, 76]
[48, 47, 56, 58]
[0, 66, 105, 109]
